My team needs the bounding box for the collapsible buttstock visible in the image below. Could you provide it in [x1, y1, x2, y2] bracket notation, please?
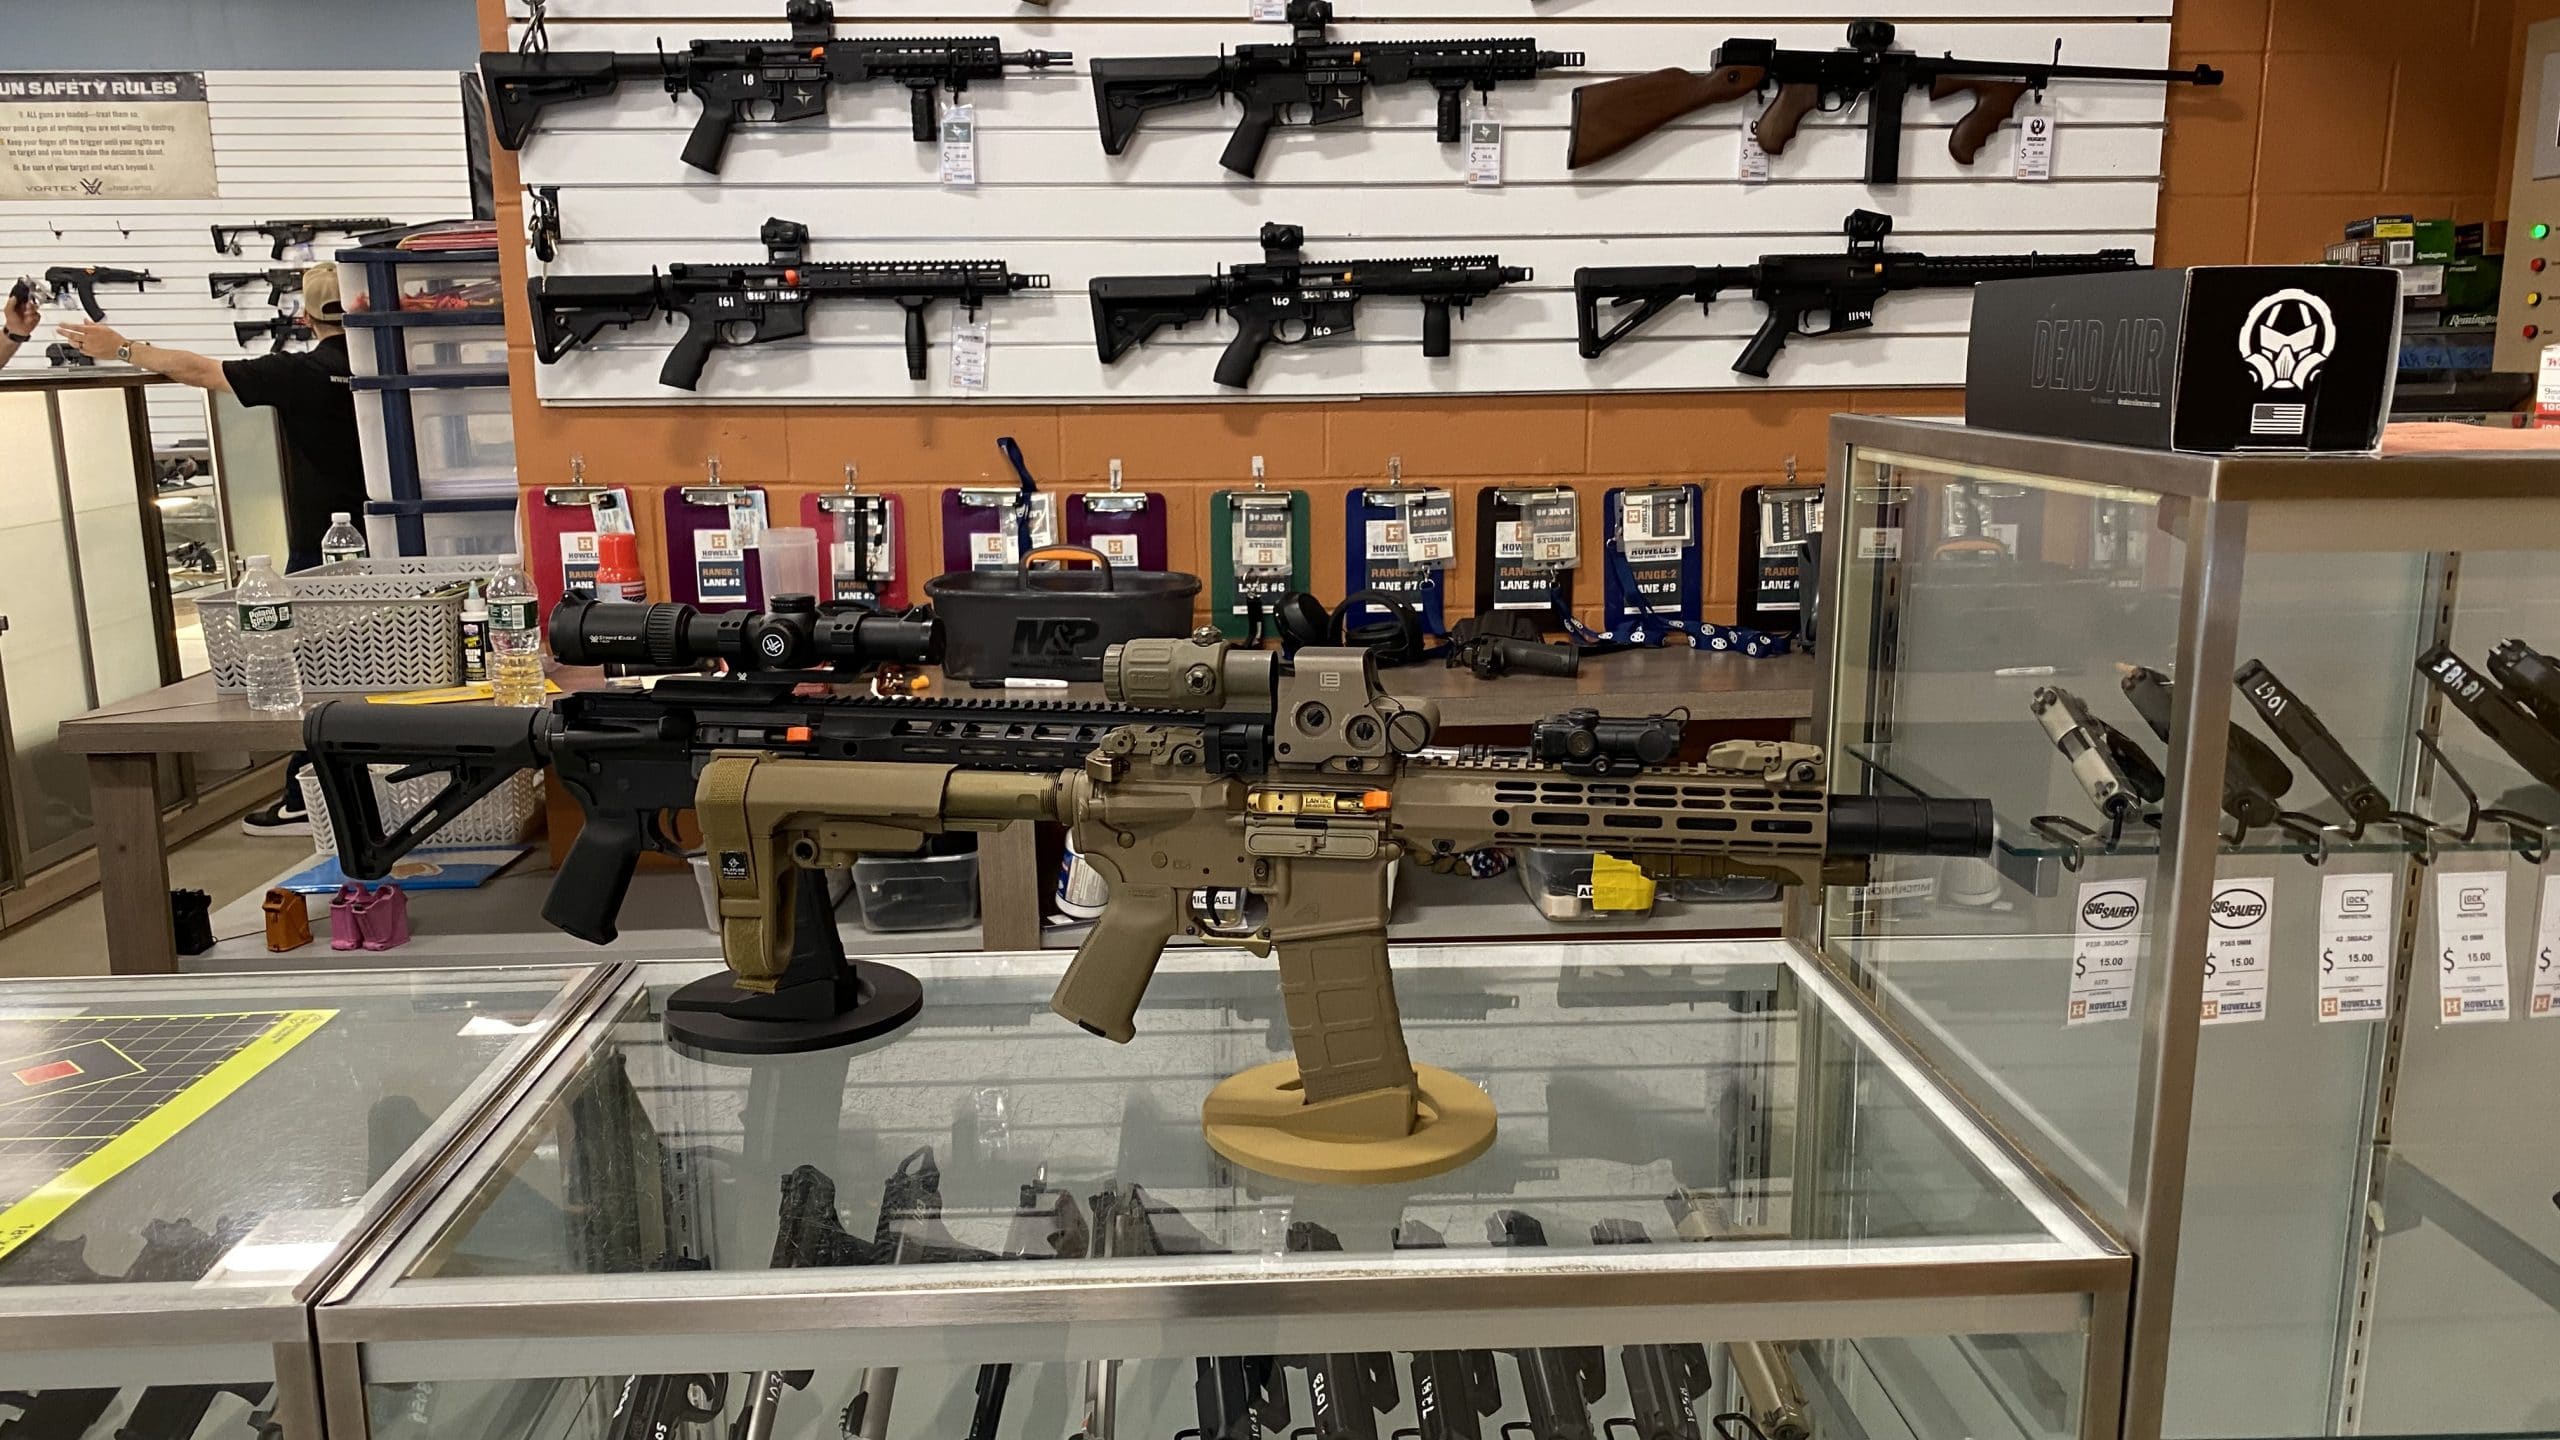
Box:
[1566, 65, 1764, 169]
[1090, 57, 1230, 155]
[1088, 276, 1222, 363]
[477, 50, 624, 149]
[1936, 77, 2030, 163]
[1755, 81, 1822, 154]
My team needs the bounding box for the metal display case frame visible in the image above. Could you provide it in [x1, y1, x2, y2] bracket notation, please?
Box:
[311, 943, 2134, 1440]
[0, 964, 616, 1440]
[1814, 416, 2560, 1440]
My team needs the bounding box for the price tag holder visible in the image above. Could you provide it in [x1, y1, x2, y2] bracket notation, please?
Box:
[951, 321, 990, 392]
[2316, 871, 2395, 1022]
[1401, 491, 1456, 567]
[2202, 877, 2274, 1025]
[2013, 103, 2056, 182]
[2533, 874, 2560, 1017]
[1465, 121, 1503, 188]
[724, 490, 768, 550]
[1620, 488, 1691, 562]
[2435, 870, 2512, 1023]
[940, 104, 977, 187]
[2065, 877, 2145, 1025]
[1740, 127, 1770, 184]
[969, 492, 1057, 570]
[1525, 491, 1579, 566]
[1235, 500, 1292, 575]
[1251, 0, 1288, 17]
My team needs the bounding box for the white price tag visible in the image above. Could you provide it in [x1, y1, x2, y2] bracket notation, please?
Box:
[2537, 345, 2560, 421]
[950, 322, 990, 392]
[1857, 526, 1903, 560]
[724, 490, 768, 549]
[2434, 870, 2511, 1023]
[1091, 532, 1140, 568]
[939, 104, 977, 187]
[1739, 127, 1770, 184]
[1251, 0, 1289, 17]
[2013, 105, 2056, 182]
[2532, 875, 2560, 1017]
[2316, 871, 2395, 1022]
[2202, 878, 2274, 1025]
[1234, 502, 1292, 573]
[2066, 877, 2145, 1025]
[1620, 490, 1690, 562]
[1401, 493, 1456, 566]
[1465, 121, 1503, 188]
[1526, 492, 1578, 566]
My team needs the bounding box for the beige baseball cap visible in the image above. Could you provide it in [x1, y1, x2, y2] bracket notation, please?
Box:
[301, 261, 345, 320]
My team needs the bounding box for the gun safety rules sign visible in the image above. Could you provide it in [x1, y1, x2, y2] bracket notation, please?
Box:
[0, 73, 216, 201]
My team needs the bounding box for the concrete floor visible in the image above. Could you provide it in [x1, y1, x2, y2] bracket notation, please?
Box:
[0, 822, 311, 978]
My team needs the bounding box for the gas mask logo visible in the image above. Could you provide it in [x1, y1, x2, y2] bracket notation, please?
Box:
[2237, 288, 2338, 391]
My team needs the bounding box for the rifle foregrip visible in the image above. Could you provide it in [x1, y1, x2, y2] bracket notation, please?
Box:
[540, 810, 645, 945]
[1756, 82, 1820, 154]
[1420, 299, 1453, 359]
[1942, 79, 2028, 164]
[1220, 101, 1280, 176]
[901, 302, 930, 381]
[1213, 319, 1274, 389]
[1050, 883, 1183, 1042]
[680, 99, 739, 174]
[909, 83, 940, 142]
[660, 308, 720, 390]
[1434, 85, 1465, 144]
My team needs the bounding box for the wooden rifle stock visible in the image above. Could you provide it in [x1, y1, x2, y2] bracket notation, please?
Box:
[1566, 64, 1763, 169]
[1932, 75, 2032, 163]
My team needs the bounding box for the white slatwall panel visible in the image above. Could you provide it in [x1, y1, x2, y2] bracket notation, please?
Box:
[511, 5, 2173, 404]
[0, 71, 472, 449]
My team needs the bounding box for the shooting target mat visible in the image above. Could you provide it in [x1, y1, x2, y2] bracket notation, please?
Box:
[0, 1010, 335, 1262]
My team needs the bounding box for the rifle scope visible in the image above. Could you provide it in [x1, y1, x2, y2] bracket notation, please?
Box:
[549, 594, 941, 673]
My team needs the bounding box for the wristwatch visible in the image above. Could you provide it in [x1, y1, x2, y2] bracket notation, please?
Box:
[1, 327, 27, 344]
[116, 341, 134, 362]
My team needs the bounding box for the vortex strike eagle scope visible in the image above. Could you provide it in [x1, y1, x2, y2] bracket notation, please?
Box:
[549, 593, 941, 673]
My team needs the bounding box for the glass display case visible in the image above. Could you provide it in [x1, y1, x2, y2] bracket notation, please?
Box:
[1817, 416, 2560, 1439]
[317, 945, 2128, 1440]
[0, 965, 608, 1440]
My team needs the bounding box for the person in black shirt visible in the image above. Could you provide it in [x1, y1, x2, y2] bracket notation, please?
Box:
[58, 262, 365, 835]
[58, 261, 364, 569]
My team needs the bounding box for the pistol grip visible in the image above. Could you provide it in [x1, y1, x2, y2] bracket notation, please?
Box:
[680, 98, 741, 174]
[1213, 316, 1275, 389]
[1219, 100, 1281, 176]
[1943, 79, 2027, 164]
[1755, 82, 1820, 154]
[1733, 305, 1796, 378]
[1050, 883, 1183, 1042]
[660, 306, 721, 390]
[541, 810, 644, 945]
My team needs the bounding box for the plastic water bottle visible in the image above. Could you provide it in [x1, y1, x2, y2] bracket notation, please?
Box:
[319, 512, 367, 567]
[235, 555, 304, 713]
[486, 564, 547, 707]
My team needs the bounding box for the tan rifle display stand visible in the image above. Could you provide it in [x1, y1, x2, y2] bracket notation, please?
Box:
[1199, 1061, 1495, 1184]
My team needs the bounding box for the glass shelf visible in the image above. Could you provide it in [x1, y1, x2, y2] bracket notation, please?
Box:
[326, 942, 2122, 1385]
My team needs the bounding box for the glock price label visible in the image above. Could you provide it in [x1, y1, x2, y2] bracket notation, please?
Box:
[2202, 877, 2274, 1026]
[2435, 870, 2511, 1023]
[2014, 105, 2056, 182]
[2316, 871, 2395, 1023]
[2065, 877, 2145, 1026]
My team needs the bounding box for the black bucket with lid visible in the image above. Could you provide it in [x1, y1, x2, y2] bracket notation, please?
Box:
[925, 545, 1201, 680]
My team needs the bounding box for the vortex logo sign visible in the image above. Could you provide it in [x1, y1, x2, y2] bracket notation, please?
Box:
[2081, 890, 2141, 931]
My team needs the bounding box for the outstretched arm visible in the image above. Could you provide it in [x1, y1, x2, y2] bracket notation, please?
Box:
[56, 323, 233, 393]
[0, 285, 37, 366]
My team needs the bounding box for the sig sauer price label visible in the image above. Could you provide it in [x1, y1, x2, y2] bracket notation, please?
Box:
[2065, 877, 2145, 1026]
[2202, 878, 2274, 1026]
[2435, 870, 2511, 1023]
[2316, 871, 2394, 1022]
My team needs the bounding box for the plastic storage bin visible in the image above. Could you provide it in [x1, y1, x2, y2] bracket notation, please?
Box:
[853, 850, 979, 932]
[300, 768, 541, 857]
[364, 503, 521, 560]
[340, 262, 502, 314]
[1516, 846, 1659, 923]
[350, 327, 507, 378]
[357, 387, 516, 502]
[194, 556, 517, 693]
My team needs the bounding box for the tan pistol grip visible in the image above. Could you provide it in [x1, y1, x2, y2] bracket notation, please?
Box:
[1755, 82, 1821, 154]
[1050, 882, 1183, 1043]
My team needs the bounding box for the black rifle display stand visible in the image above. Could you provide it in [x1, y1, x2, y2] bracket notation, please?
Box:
[664, 875, 923, 1056]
